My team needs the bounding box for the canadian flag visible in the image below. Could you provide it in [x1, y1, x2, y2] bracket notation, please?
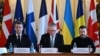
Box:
[0, 0, 12, 47]
[87, 0, 100, 47]
[48, 0, 60, 32]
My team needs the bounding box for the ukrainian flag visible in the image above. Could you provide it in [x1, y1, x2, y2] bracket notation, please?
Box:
[62, 0, 74, 45]
[75, 0, 85, 37]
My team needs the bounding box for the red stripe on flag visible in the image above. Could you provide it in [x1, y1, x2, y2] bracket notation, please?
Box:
[90, 0, 95, 11]
[48, 0, 60, 32]
[0, 0, 12, 47]
[48, 15, 53, 25]
[88, 17, 98, 41]
[56, 22, 60, 30]
[0, 31, 7, 47]
[5, 19, 12, 33]
[51, 0, 54, 15]
[3, 0, 11, 16]
[88, 0, 99, 47]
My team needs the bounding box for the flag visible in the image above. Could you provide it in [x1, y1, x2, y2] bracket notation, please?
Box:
[87, 0, 100, 47]
[38, 0, 48, 44]
[14, 0, 24, 21]
[75, 0, 85, 37]
[12, 0, 24, 33]
[0, 0, 12, 47]
[48, 0, 60, 32]
[26, 0, 37, 48]
[62, 0, 74, 45]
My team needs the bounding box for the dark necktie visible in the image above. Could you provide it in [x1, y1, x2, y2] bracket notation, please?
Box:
[17, 35, 20, 45]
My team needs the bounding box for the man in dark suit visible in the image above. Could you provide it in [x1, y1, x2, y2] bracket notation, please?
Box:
[71, 26, 96, 53]
[40, 23, 64, 48]
[5, 21, 31, 49]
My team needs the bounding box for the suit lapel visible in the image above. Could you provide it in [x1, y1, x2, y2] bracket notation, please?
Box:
[47, 34, 51, 47]
[54, 34, 57, 47]
[20, 34, 24, 44]
[14, 34, 18, 41]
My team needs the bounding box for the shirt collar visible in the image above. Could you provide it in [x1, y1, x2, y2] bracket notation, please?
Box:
[16, 33, 22, 37]
[50, 34, 56, 39]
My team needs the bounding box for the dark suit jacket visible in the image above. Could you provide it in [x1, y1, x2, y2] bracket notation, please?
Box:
[5, 34, 31, 49]
[40, 33, 64, 48]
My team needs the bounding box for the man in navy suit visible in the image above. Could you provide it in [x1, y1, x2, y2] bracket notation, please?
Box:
[5, 21, 31, 49]
[40, 23, 64, 48]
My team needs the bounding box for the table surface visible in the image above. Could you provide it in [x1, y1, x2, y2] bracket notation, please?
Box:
[2, 53, 100, 56]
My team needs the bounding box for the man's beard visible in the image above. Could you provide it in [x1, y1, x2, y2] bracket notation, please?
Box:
[80, 34, 86, 38]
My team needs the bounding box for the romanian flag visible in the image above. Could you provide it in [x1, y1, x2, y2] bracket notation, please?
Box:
[62, 0, 74, 45]
[75, 0, 85, 37]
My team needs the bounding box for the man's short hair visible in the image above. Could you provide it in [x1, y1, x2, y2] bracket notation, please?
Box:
[79, 25, 87, 29]
[49, 23, 56, 27]
[14, 21, 24, 27]
[15, 21, 23, 25]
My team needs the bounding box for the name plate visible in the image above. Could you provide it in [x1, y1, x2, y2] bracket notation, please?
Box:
[0, 48, 7, 54]
[14, 48, 30, 53]
[95, 48, 100, 54]
[71, 48, 92, 53]
[40, 48, 58, 53]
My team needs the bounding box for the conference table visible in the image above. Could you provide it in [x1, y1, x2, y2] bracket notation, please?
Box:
[1, 53, 100, 56]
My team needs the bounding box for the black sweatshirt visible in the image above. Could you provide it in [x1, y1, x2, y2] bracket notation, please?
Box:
[71, 36, 96, 53]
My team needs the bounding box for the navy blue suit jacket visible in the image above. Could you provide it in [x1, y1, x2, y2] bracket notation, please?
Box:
[5, 34, 31, 49]
[40, 33, 64, 48]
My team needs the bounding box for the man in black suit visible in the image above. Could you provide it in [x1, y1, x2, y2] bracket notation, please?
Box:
[40, 23, 64, 48]
[5, 21, 31, 49]
[71, 26, 96, 53]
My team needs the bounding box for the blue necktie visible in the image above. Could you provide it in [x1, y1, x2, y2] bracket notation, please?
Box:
[51, 36, 54, 47]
